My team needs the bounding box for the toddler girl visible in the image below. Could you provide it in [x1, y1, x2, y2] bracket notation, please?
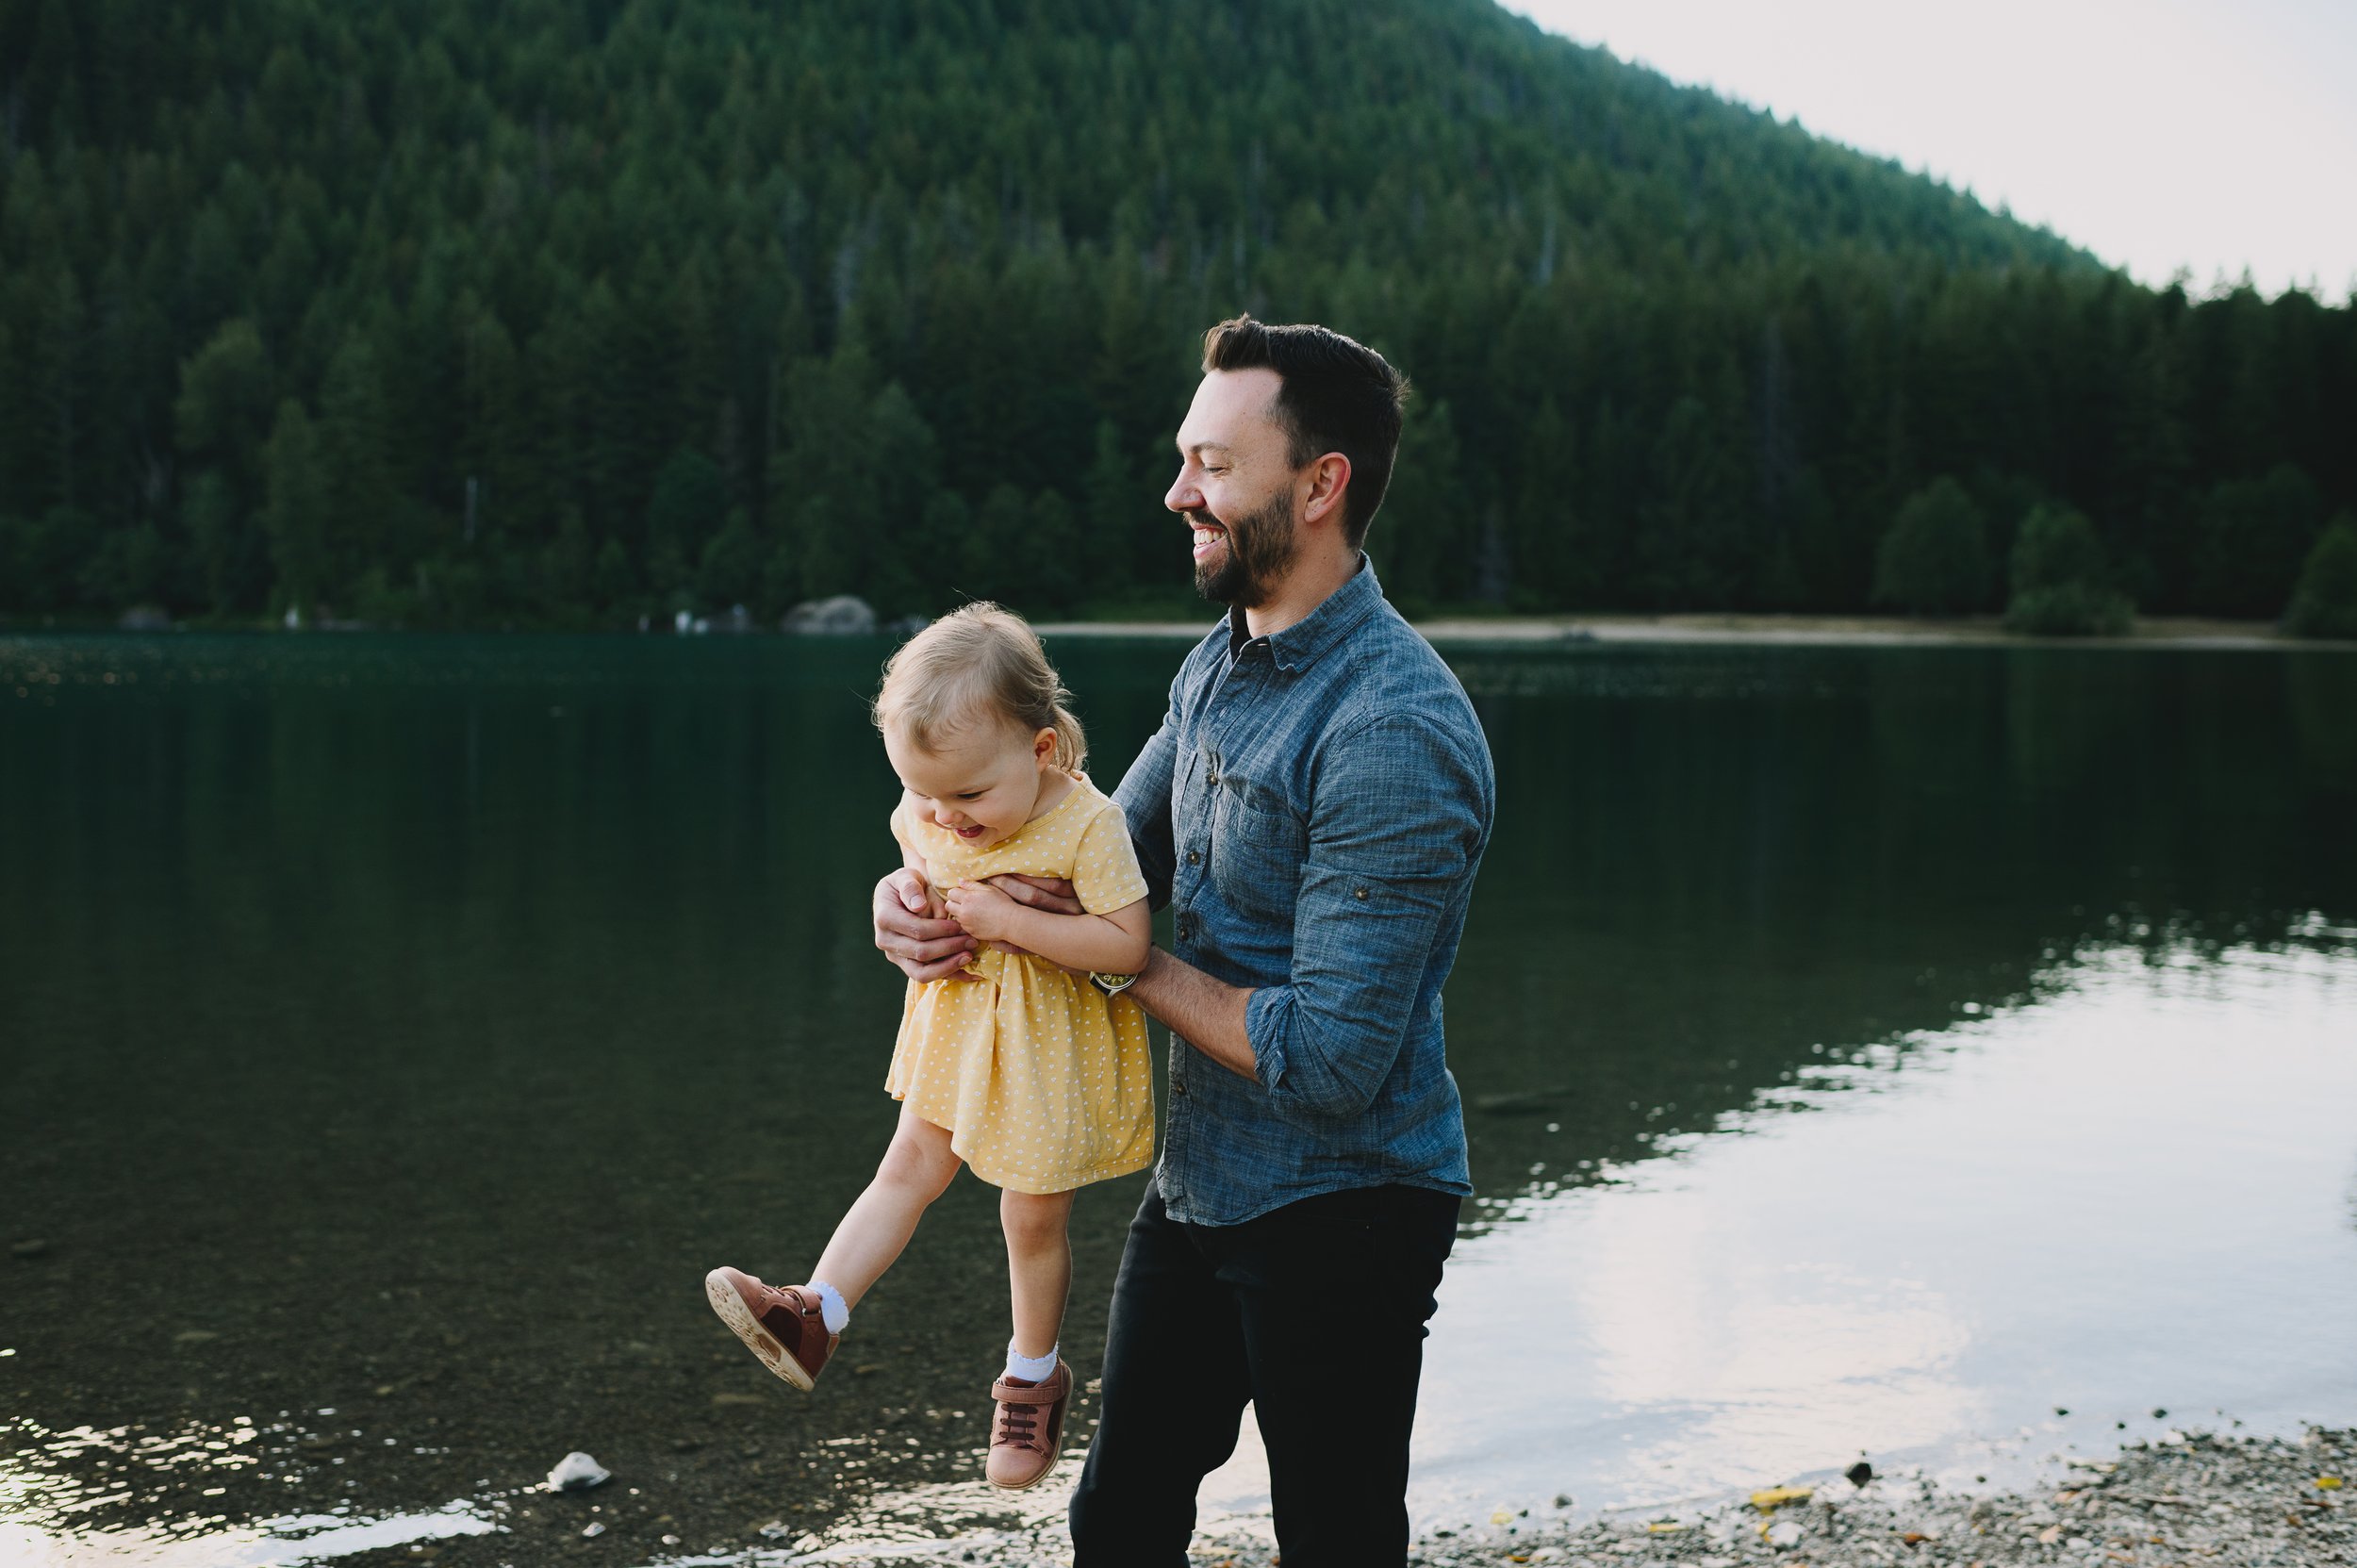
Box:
[706, 602, 1155, 1492]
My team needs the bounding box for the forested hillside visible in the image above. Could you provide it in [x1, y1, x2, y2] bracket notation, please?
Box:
[2, 0, 2351, 628]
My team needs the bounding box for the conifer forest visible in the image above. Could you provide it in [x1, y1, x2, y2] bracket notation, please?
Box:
[3, 0, 2352, 629]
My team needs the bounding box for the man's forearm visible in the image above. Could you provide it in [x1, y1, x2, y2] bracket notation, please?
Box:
[1130, 947, 1259, 1082]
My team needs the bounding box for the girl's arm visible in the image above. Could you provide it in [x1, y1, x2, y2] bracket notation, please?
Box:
[943, 883, 1150, 975]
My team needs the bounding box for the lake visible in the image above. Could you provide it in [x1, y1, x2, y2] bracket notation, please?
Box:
[3, 631, 2353, 1565]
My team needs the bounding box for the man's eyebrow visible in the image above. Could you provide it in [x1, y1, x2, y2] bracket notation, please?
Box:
[1180, 439, 1234, 458]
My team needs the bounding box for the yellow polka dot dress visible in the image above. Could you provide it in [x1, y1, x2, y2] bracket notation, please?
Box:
[885, 777, 1155, 1195]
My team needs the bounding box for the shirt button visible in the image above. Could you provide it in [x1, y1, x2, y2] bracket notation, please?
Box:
[1172, 1079, 1188, 1096]
[1353, 887, 1370, 900]
[1205, 771, 1220, 787]
[1186, 850, 1202, 866]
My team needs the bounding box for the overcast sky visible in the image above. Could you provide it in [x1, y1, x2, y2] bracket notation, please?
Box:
[1503, 0, 2357, 299]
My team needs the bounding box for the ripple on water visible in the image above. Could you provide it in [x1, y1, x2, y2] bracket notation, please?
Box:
[0, 1416, 500, 1566]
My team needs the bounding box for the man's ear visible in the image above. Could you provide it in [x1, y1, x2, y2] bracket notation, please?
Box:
[1301, 452, 1353, 529]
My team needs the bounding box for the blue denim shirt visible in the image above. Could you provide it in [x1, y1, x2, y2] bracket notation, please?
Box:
[1112, 557, 1493, 1225]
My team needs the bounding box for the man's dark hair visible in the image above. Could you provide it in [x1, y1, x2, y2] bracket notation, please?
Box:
[1200, 315, 1409, 550]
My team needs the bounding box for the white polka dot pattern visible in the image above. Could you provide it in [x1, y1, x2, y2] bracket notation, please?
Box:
[882, 776, 1155, 1194]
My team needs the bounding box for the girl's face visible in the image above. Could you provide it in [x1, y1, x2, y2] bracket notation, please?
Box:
[885, 717, 1060, 851]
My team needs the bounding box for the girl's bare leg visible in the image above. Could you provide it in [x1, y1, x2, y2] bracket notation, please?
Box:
[1001, 1187, 1080, 1361]
[808, 1106, 962, 1307]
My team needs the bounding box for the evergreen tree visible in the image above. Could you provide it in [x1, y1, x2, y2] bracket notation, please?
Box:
[2190, 463, 2323, 619]
[318, 332, 395, 599]
[2004, 503, 2133, 635]
[2283, 516, 2357, 639]
[698, 507, 765, 610]
[1871, 476, 1990, 617]
[259, 400, 330, 617]
[646, 448, 728, 605]
[1377, 397, 1473, 610]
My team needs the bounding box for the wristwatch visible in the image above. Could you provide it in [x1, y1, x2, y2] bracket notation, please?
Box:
[1089, 971, 1139, 998]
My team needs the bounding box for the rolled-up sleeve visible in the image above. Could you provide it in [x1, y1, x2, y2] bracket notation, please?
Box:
[1244, 715, 1488, 1120]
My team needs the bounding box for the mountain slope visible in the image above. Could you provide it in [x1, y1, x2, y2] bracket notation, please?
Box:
[0, 0, 2344, 623]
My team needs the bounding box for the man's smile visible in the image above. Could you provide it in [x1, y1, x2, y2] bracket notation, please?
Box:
[1190, 520, 1228, 562]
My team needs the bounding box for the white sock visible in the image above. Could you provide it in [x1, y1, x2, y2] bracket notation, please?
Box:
[1004, 1340, 1060, 1383]
[807, 1280, 850, 1335]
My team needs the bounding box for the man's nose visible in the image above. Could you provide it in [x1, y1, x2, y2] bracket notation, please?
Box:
[1165, 470, 1199, 513]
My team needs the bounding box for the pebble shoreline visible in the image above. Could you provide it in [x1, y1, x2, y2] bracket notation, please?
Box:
[793, 1428, 2351, 1568]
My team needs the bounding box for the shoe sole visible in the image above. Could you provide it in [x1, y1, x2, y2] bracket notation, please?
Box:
[704, 1269, 816, 1393]
[986, 1450, 1063, 1493]
[985, 1360, 1071, 1492]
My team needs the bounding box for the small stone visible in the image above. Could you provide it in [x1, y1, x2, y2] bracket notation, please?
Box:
[579, 1522, 604, 1539]
[1848, 1462, 1876, 1487]
[9, 1239, 50, 1259]
[547, 1451, 611, 1492]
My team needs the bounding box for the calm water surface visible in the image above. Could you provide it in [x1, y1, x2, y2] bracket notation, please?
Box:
[3, 632, 2353, 1564]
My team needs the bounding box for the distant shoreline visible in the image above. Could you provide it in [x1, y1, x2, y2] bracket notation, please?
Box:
[6, 612, 2352, 653]
[1042, 612, 2357, 652]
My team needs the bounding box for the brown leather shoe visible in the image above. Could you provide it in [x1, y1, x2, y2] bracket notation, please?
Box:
[703, 1267, 836, 1391]
[983, 1359, 1072, 1491]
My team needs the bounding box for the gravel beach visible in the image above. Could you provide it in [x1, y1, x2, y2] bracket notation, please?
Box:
[1401, 1426, 2355, 1568]
[773, 1427, 2352, 1568]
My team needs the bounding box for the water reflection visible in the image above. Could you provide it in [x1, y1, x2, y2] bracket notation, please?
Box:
[0, 1417, 499, 1567]
[1204, 933, 2357, 1533]
[1447, 645, 2355, 1221]
[2, 634, 2352, 1561]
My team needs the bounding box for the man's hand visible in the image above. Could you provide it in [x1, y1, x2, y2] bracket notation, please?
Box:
[873, 868, 979, 981]
[983, 873, 1083, 916]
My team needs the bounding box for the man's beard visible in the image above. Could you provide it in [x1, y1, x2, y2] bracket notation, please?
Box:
[1192, 489, 1299, 608]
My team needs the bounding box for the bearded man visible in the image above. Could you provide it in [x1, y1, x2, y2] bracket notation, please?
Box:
[874, 317, 1494, 1565]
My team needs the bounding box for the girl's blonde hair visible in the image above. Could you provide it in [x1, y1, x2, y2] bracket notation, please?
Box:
[874, 602, 1086, 771]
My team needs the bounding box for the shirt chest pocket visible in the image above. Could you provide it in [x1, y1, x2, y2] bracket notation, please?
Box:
[1209, 785, 1307, 920]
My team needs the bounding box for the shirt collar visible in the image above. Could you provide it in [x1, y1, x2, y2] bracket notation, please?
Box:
[1224, 554, 1384, 674]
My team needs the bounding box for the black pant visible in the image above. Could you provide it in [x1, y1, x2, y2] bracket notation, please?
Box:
[1068, 1181, 1460, 1567]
